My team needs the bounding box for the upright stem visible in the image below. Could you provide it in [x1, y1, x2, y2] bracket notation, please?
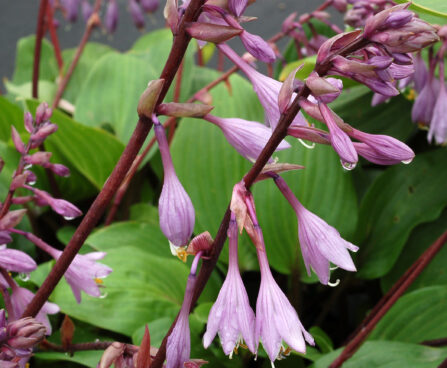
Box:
[46, 4, 63, 72]
[51, 0, 102, 109]
[329, 229, 447, 368]
[22, 0, 208, 320]
[32, 0, 49, 98]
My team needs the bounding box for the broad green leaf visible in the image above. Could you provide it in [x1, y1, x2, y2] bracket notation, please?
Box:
[61, 43, 116, 104]
[171, 68, 358, 275]
[279, 56, 317, 81]
[12, 35, 58, 84]
[27, 100, 125, 191]
[356, 149, 447, 279]
[395, 0, 447, 19]
[74, 52, 158, 143]
[0, 96, 24, 141]
[129, 28, 196, 102]
[0, 141, 20, 199]
[369, 286, 447, 342]
[4, 80, 56, 103]
[86, 221, 169, 258]
[313, 341, 447, 368]
[331, 85, 415, 141]
[381, 208, 447, 292]
[34, 351, 102, 368]
[129, 203, 159, 225]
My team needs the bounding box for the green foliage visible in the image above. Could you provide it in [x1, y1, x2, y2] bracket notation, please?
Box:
[395, 0, 447, 20]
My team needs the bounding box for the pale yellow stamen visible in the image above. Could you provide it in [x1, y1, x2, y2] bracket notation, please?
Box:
[95, 278, 104, 285]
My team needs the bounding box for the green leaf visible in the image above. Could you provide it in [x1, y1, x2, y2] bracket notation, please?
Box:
[381, 208, 447, 292]
[331, 85, 416, 141]
[74, 52, 158, 143]
[34, 351, 102, 368]
[27, 100, 125, 191]
[171, 68, 358, 275]
[61, 43, 116, 104]
[395, 0, 447, 19]
[12, 35, 58, 84]
[0, 96, 24, 141]
[356, 149, 447, 279]
[0, 140, 20, 199]
[369, 286, 447, 343]
[4, 80, 56, 103]
[313, 341, 447, 368]
[279, 56, 317, 81]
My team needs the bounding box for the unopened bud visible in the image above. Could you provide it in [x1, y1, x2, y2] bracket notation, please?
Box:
[24, 112, 34, 133]
[31, 123, 58, 144]
[105, 0, 119, 33]
[256, 163, 305, 182]
[0, 231, 13, 244]
[10, 173, 29, 191]
[0, 209, 27, 230]
[6, 317, 46, 349]
[164, 0, 179, 34]
[11, 126, 25, 154]
[186, 22, 243, 44]
[157, 102, 214, 118]
[49, 163, 71, 177]
[332, 0, 347, 13]
[81, 0, 93, 22]
[129, 0, 145, 29]
[278, 65, 302, 113]
[35, 102, 50, 125]
[140, 0, 158, 13]
[306, 74, 342, 103]
[137, 79, 165, 119]
[99, 342, 125, 368]
[32, 188, 82, 219]
[24, 152, 52, 166]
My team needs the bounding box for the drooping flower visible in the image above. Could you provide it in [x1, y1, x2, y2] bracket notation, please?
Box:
[203, 214, 256, 355]
[166, 253, 202, 368]
[228, 0, 248, 17]
[274, 176, 358, 285]
[9, 282, 59, 334]
[203, 114, 290, 162]
[29, 187, 82, 220]
[218, 44, 308, 129]
[254, 227, 314, 362]
[428, 60, 447, 145]
[0, 245, 36, 274]
[18, 231, 111, 303]
[154, 117, 195, 249]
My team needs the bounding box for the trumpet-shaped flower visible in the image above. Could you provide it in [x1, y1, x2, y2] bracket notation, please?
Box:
[203, 114, 290, 162]
[0, 245, 36, 274]
[203, 215, 256, 355]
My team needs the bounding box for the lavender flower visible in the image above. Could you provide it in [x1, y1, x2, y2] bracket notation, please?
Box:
[274, 176, 358, 284]
[203, 114, 290, 162]
[140, 0, 159, 13]
[428, 64, 447, 144]
[240, 31, 276, 64]
[255, 228, 314, 362]
[81, 0, 93, 22]
[0, 245, 37, 274]
[30, 187, 82, 220]
[129, 0, 145, 29]
[6, 317, 46, 350]
[411, 70, 439, 126]
[218, 44, 308, 129]
[105, 0, 119, 33]
[228, 0, 248, 17]
[154, 118, 195, 249]
[203, 214, 256, 355]
[319, 103, 358, 170]
[166, 254, 201, 368]
[10, 282, 59, 334]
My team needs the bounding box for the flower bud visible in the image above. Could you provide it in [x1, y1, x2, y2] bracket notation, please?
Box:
[140, 0, 159, 13]
[24, 152, 52, 166]
[10, 173, 29, 191]
[6, 317, 45, 349]
[278, 65, 302, 113]
[32, 188, 82, 219]
[62, 0, 80, 22]
[81, 0, 93, 22]
[137, 79, 165, 119]
[31, 123, 58, 145]
[157, 102, 214, 118]
[0, 231, 12, 244]
[228, 0, 247, 17]
[11, 127, 25, 154]
[185, 22, 242, 44]
[0, 210, 27, 230]
[48, 163, 71, 177]
[240, 31, 275, 63]
[99, 342, 125, 368]
[306, 74, 341, 102]
[35, 102, 50, 125]
[129, 0, 145, 29]
[164, 0, 179, 34]
[105, 0, 119, 33]
[24, 112, 34, 134]
[332, 0, 347, 12]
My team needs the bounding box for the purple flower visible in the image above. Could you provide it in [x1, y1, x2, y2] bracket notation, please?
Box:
[154, 119, 195, 248]
[255, 231, 314, 362]
[411, 72, 439, 126]
[428, 77, 447, 145]
[166, 254, 202, 368]
[203, 114, 290, 162]
[10, 283, 59, 335]
[228, 0, 248, 17]
[0, 245, 37, 274]
[350, 129, 414, 165]
[203, 214, 256, 355]
[29, 187, 82, 220]
[129, 0, 145, 29]
[140, 0, 159, 13]
[240, 31, 275, 63]
[274, 176, 358, 284]
[413, 52, 428, 93]
[218, 44, 307, 129]
[319, 103, 358, 170]
[105, 0, 119, 33]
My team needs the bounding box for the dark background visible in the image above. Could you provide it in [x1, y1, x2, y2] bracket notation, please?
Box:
[0, 0, 341, 83]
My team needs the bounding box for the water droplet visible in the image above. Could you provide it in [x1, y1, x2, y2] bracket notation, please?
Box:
[19, 273, 30, 282]
[298, 139, 315, 149]
[402, 158, 413, 164]
[27, 180, 36, 186]
[341, 160, 356, 171]
[99, 290, 108, 299]
[328, 279, 340, 287]
[63, 216, 75, 221]
[24, 164, 33, 170]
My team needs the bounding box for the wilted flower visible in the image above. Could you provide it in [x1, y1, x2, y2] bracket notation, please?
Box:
[154, 118, 195, 248]
[203, 214, 256, 355]
[274, 176, 358, 285]
[203, 114, 290, 162]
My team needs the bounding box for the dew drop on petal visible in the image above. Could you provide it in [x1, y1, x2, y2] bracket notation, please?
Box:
[298, 139, 315, 149]
[63, 216, 75, 221]
[341, 160, 356, 171]
[328, 279, 340, 287]
[27, 180, 36, 186]
[99, 289, 108, 299]
[402, 158, 413, 164]
[24, 164, 33, 170]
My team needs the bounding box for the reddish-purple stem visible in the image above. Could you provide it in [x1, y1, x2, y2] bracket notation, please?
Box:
[32, 0, 49, 99]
